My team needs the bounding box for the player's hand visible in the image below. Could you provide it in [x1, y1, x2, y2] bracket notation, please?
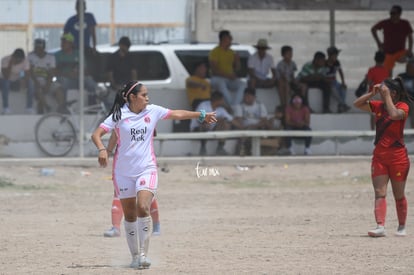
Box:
[204, 112, 217, 124]
[98, 150, 108, 168]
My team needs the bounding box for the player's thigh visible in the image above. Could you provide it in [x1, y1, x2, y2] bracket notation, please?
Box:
[114, 173, 138, 199]
[136, 170, 158, 194]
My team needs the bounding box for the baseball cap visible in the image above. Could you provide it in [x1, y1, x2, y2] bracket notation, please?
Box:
[61, 33, 74, 43]
[34, 38, 46, 48]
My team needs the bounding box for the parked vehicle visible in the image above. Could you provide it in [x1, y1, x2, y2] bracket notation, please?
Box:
[94, 42, 255, 132]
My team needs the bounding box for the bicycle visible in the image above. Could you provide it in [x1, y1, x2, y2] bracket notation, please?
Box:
[34, 88, 111, 157]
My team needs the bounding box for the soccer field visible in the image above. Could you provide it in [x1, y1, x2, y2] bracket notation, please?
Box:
[1, 157, 413, 274]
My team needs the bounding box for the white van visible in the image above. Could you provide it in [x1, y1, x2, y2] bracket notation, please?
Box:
[95, 42, 261, 132]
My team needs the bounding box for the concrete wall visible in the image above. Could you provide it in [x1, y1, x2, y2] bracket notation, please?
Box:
[193, 6, 414, 88]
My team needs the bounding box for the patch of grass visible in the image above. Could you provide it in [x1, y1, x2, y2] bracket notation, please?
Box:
[0, 177, 14, 188]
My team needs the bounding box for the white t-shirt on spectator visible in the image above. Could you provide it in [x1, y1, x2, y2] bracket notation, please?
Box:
[0, 55, 30, 81]
[247, 52, 276, 80]
[233, 101, 268, 127]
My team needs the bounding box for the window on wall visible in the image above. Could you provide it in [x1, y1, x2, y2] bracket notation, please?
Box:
[174, 49, 251, 78]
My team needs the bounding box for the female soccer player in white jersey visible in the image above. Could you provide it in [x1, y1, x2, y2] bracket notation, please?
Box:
[91, 81, 217, 269]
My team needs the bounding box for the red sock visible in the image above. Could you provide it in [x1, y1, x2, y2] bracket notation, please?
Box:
[150, 198, 160, 224]
[395, 197, 407, 226]
[111, 198, 123, 229]
[374, 197, 386, 226]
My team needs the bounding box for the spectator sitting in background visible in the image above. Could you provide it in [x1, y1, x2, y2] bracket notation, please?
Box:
[325, 46, 351, 113]
[106, 36, 137, 105]
[55, 33, 97, 105]
[284, 94, 312, 155]
[276, 45, 305, 108]
[209, 30, 245, 108]
[371, 4, 413, 76]
[297, 51, 332, 113]
[247, 39, 277, 89]
[0, 48, 34, 115]
[28, 38, 65, 114]
[363, 51, 389, 130]
[190, 91, 243, 156]
[398, 59, 414, 127]
[186, 62, 211, 110]
[233, 87, 270, 155]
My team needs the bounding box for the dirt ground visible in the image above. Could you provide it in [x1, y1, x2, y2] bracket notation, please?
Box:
[1, 156, 414, 275]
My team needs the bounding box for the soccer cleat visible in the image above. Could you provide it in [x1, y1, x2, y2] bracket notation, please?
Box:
[368, 225, 386, 237]
[130, 256, 140, 269]
[103, 226, 121, 237]
[152, 222, 161, 236]
[138, 253, 151, 269]
[395, 225, 407, 237]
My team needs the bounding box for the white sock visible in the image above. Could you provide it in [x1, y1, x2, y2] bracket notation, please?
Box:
[137, 216, 152, 256]
[124, 220, 138, 258]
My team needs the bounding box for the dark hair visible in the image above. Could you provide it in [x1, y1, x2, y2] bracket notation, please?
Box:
[313, 51, 326, 61]
[192, 61, 206, 73]
[210, 91, 224, 102]
[34, 38, 46, 48]
[281, 45, 292, 56]
[244, 87, 256, 96]
[391, 5, 402, 14]
[374, 51, 385, 63]
[384, 77, 411, 103]
[119, 36, 131, 48]
[109, 80, 143, 121]
[12, 48, 25, 59]
[219, 30, 231, 41]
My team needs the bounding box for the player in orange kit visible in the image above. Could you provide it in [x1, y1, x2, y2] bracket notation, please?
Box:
[354, 77, 411, 237]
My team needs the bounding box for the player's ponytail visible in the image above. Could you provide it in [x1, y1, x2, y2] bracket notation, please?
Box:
[394, 76, 411, 103]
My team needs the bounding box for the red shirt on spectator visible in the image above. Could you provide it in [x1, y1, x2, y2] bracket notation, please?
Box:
[372, 19, 413, 54]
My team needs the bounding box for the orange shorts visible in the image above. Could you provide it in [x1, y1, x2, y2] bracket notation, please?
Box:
[383, 49, 407, 73]
[371, 146, 410, 181]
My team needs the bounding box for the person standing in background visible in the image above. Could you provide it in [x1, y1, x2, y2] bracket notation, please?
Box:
[64, 0, 97, 53]
[371, 5, 413, 76]
[106, 36, 137, 106]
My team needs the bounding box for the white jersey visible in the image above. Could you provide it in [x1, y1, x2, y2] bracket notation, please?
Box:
[28, 51, 56, 86]
[100, 104, 171, 176]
